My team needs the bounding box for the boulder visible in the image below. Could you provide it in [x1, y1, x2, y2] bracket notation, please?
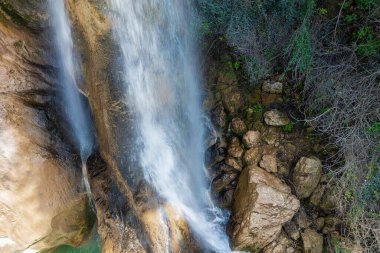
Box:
[225, 157, 242, 172]
[301, 229, 323, 253]
[263, 231, 291, 253]
[229, 166, 300, 252]
[264, 109, 290, 126]
[212, 173, 238, 193]
[242, 130, 261, 148]
[243, 147, 262, 166]
[319, 189, 337, 213]
[217, 163, 238, 174]
[309, 185, 325, 206]
[292, 157, 322, 199]
[313, 217, 325, 232]
[228, 137, 245, 158]
[263, 127, 280, 145]
[223, 90, 242, 114]
[231, 118, 247, 135]
[259, 155, 278, 173]
[263, 81, 283, 94]
[211, 104, 227, 128]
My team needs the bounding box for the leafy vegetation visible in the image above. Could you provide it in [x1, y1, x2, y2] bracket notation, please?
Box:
[251, 103, 264, 114]
[282, 122, 295, 133]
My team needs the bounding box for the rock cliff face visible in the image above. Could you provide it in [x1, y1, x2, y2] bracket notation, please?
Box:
[0, 2, 93, 252]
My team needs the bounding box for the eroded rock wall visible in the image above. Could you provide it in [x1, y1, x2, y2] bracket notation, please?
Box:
[0, 3, 92, 252]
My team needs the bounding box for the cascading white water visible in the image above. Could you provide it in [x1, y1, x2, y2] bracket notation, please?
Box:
[47, 0, 93, 194]
[108, 1, 233, 252]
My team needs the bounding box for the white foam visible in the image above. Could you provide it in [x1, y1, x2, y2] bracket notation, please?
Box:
[108, 0, 234, 251]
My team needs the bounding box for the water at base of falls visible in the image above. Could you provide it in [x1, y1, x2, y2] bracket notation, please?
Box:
[53, 230, 100, 253]
[108, 1, 234, 252]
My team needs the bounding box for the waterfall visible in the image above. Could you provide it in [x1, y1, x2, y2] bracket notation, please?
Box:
[47, 0, 93, 195]
[108, 1, 233, 252]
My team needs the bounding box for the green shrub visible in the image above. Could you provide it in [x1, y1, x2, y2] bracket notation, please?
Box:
[282, 122, 295, 132]
[367, 121, 380, 134]
[286, 24, 313, 74]
[251, 103, 264, 113]
[198, 0, 314, 80]
[356, 0, 377, 10]
[318, 7, 328, 15]
[285, 0, 314, 74]
[357, 40, 380, 57]
[344, 14, 357, 24]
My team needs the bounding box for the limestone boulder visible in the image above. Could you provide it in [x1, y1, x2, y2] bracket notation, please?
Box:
[263, 231, 291, 253]
[292, 157, 322, 199]
[319, 188, 337, 213]
[264, 109, 290, 126]
[301, 229, 323, 253]
[228, 137, 244, 158]
[262, 81, 283, 94]
[223, 90, 242, 114]
[242, 130, 261, 148]
[225, 157, 243, 172]
[231, 118, 247, 135]
[229, 166, 300, 252]
[243, 147, 262, 166]
[259, 154, 278, 173]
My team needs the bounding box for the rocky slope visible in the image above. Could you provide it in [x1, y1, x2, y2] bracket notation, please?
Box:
[203, 50, 346, 253]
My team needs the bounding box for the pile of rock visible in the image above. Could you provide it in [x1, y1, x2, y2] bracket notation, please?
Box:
[205, 66, 341, 253]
